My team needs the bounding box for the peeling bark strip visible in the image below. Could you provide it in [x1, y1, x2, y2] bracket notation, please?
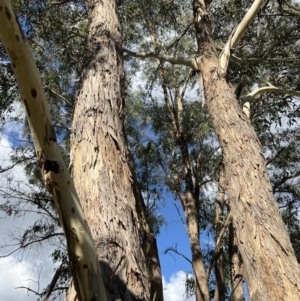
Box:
[192, 0, 300, 300]
[70, 0, 151, 300]
[0, 1, 108, 301]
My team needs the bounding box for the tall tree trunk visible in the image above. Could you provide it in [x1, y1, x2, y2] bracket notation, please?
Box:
[202, 55, 300, 301]
[70, 0, 150, 300]
[229, 221, 244, 301]
[184, 196, 210, 301]
[155, 61, 209, 301]
[131, 173, 164, 301]
[214, 167, 225, 301]
[193, 1, 300, 300]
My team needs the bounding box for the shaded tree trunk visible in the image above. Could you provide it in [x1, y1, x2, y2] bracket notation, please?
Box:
[229, 221, 244, 301]
[214, 166, 225, 301]
[131, 172, 164, 301]
[193, 0, 300, 300]
[161, 85, 209, 301]
[69, 0, 151, 300]
[185, 202, 209, 301]
[153, 58, 209, 301]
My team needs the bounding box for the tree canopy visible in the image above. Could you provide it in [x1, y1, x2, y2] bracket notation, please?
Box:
[1, 0, 300, 300]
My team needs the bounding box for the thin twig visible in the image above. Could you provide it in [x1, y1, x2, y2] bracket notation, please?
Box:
[164, 246, 192, 264]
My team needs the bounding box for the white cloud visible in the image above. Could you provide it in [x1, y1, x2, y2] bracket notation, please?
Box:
[0, 136, 58, 301]
[163, 271, 195, 301]
[0, 136, 16, 167]
[0, 255, 59, 301]
[0, 256, 35, 301]
[0, 136, 27, 184]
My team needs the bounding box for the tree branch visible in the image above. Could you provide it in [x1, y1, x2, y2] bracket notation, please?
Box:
[166, 22, 193, 51]
[50, 0, 74, 6]
[245, 83, 300, 100]
[163, 246, 192, 264]
[231, 0, 264, 48]
[15, 286, 42, 296]
[42, 263, 63, 301]
[218, 0, 264, 75]
[123, 49, 198, 69]
[0, 156, 34, 173]
[273, 170, 300, 192]
[45, 86, 73, 106]
[266, 147, 286, 166]
[0, 232, 65, 258]
[282, 1, 300, 16]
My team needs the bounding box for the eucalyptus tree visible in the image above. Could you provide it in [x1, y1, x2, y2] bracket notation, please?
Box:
[0, 0, 163, 301]
[2, 0, 300, 301]
[122, 0, 300, 300]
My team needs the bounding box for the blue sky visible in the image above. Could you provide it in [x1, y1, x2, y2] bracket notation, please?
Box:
[0, 121, 196, 300]
[158, 197, 193, 279]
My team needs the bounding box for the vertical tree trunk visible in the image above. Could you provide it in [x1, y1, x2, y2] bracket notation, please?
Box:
[131, 174, 164, 301]
[201, 56, 300, 301]
[193, 1, 300, 300]
[229, 221, 244, 301]
[70, 0, 150, 300]
[184, 197, 210, 301]
[214, 167, 225, 301]
[155, 63, 209, 301]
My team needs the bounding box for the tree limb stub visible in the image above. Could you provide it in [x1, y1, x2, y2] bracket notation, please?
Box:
[0, 1, 108, 301]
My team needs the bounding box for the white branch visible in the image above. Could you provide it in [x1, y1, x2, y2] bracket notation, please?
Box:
[123, 48, 198, 69]
[242, 102, 250, 118]
[246, 83, 300, 100]
[231, 0, 264, 48]
[0, 2, 108, 301]
[218, 0, 264, 75]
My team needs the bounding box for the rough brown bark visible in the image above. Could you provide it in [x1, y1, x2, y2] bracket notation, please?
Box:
[201, 56, 300, 301]
[69, 0, 150, 300]
[193, 1, 300, 300]
[229, 221, 244, 301]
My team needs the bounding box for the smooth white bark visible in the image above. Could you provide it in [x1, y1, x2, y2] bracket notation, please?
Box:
[218, 0, 264, 75]
[246, 84, 300, 100]
[0, 1, 108, 301]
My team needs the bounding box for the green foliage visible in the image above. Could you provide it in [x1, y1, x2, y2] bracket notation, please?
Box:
[184, 273, 195, 300]
[1, 0, 300, 299]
